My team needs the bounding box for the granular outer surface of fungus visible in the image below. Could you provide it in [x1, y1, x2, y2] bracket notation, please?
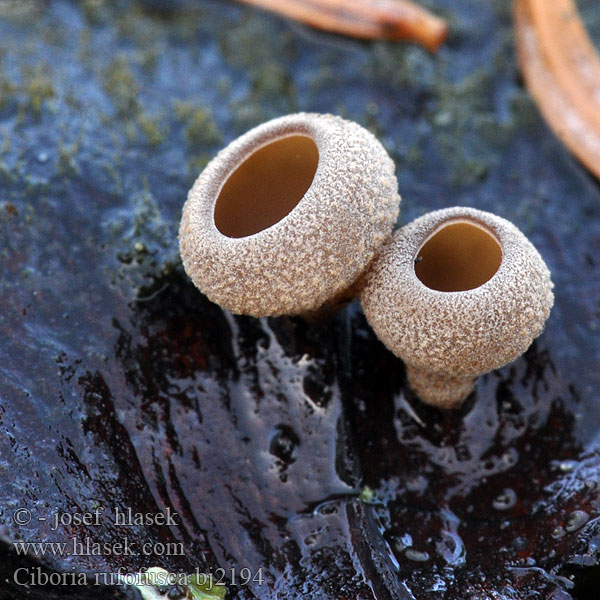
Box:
[179, 112, 400, 317]
[361, 206, 554, 408]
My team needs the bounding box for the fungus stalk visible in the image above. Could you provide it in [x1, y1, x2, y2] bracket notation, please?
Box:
[361, 207, 554, 409]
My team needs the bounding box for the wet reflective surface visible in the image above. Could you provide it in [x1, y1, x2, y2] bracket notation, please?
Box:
[1, 1, 600, 599]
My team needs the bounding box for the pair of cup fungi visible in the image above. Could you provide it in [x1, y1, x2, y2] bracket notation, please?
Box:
[179, 113, 554, 409]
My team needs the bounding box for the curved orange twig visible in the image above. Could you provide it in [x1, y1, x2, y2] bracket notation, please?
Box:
[237, 0, 448, 52]
[515, 0, 600, 179]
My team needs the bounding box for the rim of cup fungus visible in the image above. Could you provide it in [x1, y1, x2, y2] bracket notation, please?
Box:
[179, 113, 401, 317]
[361, 206, 554, 408]
[413, 218, 503, 293]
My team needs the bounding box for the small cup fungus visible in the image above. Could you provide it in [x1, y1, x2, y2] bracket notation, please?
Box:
[179, 113, 400, 317]
[361, 207, 554, 409]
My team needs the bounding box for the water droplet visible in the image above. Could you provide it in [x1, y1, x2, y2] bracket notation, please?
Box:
[430, 575, 447, 592]
[566, 510, 588, 532]
[434, 111, 452, 126]
[405, 548, 429, 562]
[437, 530, 466, 566]
[360, 486, 375, 503]
[405, 474, 427, 493]
[501, 448, 519, 468]
[117, 251, 133, 264]
[551, 526, 565, 539]
[511, 536, 529, 551]
[316, 502, 338, 516]
[455, 445, 471, 462]
[37, 151, 49, 163]
[395, 533, 413, 553]
[269, 424, 299, 465]
[493, 488, 517, 510]
[558, 461, 575, 473]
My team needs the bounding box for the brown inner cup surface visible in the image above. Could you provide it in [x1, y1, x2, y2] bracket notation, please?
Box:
[414, 220, 502, 292]
[214, 135, 319, 238]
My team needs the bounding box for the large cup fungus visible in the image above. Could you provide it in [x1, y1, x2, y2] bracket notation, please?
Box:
[179, 113, 400, 317]
[361, 207, 554, 409]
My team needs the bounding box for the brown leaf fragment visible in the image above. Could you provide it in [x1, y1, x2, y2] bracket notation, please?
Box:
[515, 0, 600, 180]
[237, 0, 448, 51]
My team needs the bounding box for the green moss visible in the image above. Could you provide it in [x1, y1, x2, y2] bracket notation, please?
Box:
[129, 568, 226, 600]
[229, 101, 265, 134]
[82, 0, 107, 25]
[251, 62, 293, 100]
[510, 90, 541, 130]
[188, 153, 210, 177]
[24, 177, 51, 198]
[58, 141, 80, 176]
[434, 68, 495, 129]
[0, 0, 41, 23]
[244, 60, 297, 118]
[369, 43, 436, 91]
[431, 68, 507, 186]
[174, 101, 222, 148]
[104, 163, 123, 195]
[138, 113, 165, 146]
[0, 161, 15, 184]
[0, 75, 17, 110]
[115, 5, 162, 46]
[333, 103, 351, 120]
[103, 185, 177, 295]
[363, 101, 385, 139]
[360, 486, 375, 504]
[456, 157, 490, 183]
[25, 73, 55, 115]
[219, 12, 294, 69]
[103, 55, 140, 116]
[124, 120, 138, 142]
[436, 130, 493, 186]
[491, 0, 513, 20]
[140, 47, 160, 74]
[41, 20, 67, 47]
[24, 203, 35, 225]
[187, 574, 227, 600]
[131, 189, 168, 241]
[405, 143, 425, 168]
[217, 76, 231, 96]
[0, 59, 56, 117]
[218, 14, 297, 119]
[77, 29, 93, 65]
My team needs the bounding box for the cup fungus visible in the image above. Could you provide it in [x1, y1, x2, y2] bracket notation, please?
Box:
[361, 207, 554, 409]
[179, 113, 400, 317]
